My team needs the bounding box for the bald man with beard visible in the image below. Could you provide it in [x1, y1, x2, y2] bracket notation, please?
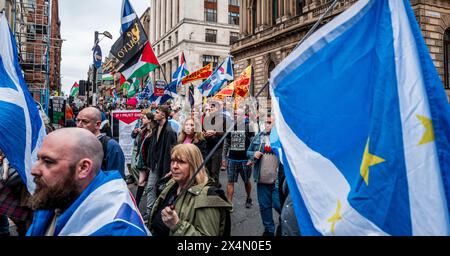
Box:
[76, 107, 125, 178]
[26, 128, 149, 236]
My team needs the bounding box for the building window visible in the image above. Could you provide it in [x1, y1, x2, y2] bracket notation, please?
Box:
[203, 55, 219, 69]
[205, 8, 217, 22]
[273, 0, 279, 24]
[229, 12, 239, 25]
[205, 29, 217, 43]
[229, 0, 239, 6]
[251, 0, 257, 33]
[162, 41, 166, 52]
[175, 31, 178, 44]
[206, 0, 217, 2]
[296, 0, 304, 16]
[445, 29, 450, 89]
[230, 32, 239, 45]
[168, 36, 172, 48]
[157, 45, 160, 55]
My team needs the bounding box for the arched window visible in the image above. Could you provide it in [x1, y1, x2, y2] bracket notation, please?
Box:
[445, 29, 450, 89]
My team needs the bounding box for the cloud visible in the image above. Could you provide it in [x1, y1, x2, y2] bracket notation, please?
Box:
[60, 0, 149, 94]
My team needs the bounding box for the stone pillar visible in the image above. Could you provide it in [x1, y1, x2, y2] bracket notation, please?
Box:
[156, 0, 160, 40]
[151, 0, 156, 42]
[160, 0, 165, 37]
[166, 0, 172, 32]
[172, 0, 178, 26]
[256, 0, 261, 28]
[284, 0, 289, 17]
[240, 0, 245, 34]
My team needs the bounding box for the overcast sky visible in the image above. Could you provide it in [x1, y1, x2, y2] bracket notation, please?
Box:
[59, 0, 149, 95]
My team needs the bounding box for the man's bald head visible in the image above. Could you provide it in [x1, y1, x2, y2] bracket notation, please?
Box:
[46, 128, 103, 173]
[76, 107, 102, 135]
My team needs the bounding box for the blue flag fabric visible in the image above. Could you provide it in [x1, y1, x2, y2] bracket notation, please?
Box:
[0, 13, 46, 193]
[121, 0, 137, 34]
[270, 0, 450, 236]
[198, 56, 233, 97]
[27, 171, 150, 236]
[151, 60, 188, 105]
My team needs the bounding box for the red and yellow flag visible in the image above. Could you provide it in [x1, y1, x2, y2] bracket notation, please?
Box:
[181, 63, 213, 84]
[234, 65, 252, 98]
[213, 81, 235, 100]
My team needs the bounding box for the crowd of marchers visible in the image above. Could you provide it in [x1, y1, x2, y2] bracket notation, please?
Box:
[0, 97, 300, 236]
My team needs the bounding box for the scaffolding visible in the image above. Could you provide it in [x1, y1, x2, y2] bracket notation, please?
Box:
[13, 0, 51, 113]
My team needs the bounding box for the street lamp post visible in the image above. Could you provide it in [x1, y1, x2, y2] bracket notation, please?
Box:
[91, 30, 112, 106]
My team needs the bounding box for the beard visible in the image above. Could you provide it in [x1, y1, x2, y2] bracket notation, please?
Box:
[29, 164, 80, 211]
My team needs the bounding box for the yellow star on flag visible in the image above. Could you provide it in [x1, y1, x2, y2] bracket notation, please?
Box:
[327, 200, 342, 235]
[360, 139, 385, 186]
[416, 114, 435, 145]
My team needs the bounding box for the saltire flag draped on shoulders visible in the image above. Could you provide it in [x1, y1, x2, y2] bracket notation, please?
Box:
[121, 0, 137, 34]
[119, 42, 159, 81]
[0, 13, 46, 193]
[70, 82, 79, 97]
[181, 63, 213, 85]
[27, 171, 150, 236]
[270, 0, 450, 236]
[198, 56, 233, 97]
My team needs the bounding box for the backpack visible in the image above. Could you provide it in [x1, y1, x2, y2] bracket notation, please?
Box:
[99, 135, 112, 171]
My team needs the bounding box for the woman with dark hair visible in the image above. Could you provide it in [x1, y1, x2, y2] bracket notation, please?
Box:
[148, 144, 232, 236]
[134, 111, 157, 206]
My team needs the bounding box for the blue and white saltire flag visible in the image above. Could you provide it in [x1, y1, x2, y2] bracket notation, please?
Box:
[121, 0, 137, 34]
[0, 13, 46, 194]
[154, 80, 178, 105]
[27, 171, 150, 236]
[198, 56, 233, 97]
[113, 89, 119, 105]
[270, 0, 450, 236]
[138, 79, 153, 100]
[151, 61, 188, 105]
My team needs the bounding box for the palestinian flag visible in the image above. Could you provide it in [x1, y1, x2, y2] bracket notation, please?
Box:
[102, 73, 114, 81]
[120, 42, 159, 80]
[181, 62, 213, 85]
[70, 82, 79, 97]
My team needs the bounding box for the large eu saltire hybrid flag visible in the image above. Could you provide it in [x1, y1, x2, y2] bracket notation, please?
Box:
[270, 0, 450, 236]
[0, 13, 46, 193]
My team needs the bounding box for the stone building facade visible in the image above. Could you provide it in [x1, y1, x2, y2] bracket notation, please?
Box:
[148, 0, 240, 91]
[231, 0, 450, 102]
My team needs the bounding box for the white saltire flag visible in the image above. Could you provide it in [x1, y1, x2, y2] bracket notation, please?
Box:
[0, 13, 46, 193]
[270, 0, 450, 236]
[198, 56, 234, 97]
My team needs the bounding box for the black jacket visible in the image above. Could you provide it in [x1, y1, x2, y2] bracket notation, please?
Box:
[146, 121, 178, 177]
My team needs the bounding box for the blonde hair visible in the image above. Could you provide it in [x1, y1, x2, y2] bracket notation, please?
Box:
[178, 118, 204, 144]
[171, 144, 208, 186]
